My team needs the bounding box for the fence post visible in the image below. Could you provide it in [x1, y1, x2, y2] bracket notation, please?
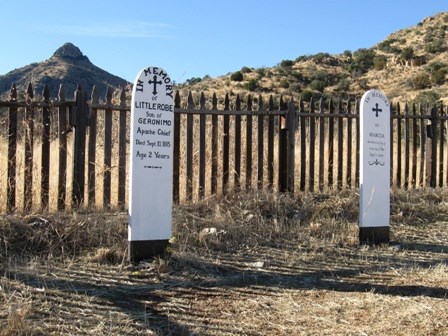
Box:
[186, 91, 194, 200]
[57, 84, 68, 211]
[287, 101, 296, 193]
[278, 99, 288, 192]
[7, 84, 18, 212]
[118, 88, 127, 208]
[41, 84, 51, 210]
[257, 95, 264, 189]
[72, 85, 88, 207]
[172, 91, 181, 203]
[103, 87, 113, 208]
[234, 94, 242, 191]
[24, 83, 34, 212]
[199, 92, 207, 197]
[426, 105, 438, 188]
[222, 93, 230, 194]
[87, 85, 98, 207]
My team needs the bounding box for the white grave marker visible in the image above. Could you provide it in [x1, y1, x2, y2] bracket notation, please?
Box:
[129, 67, 174, 261]
[359, 89, 390, 244]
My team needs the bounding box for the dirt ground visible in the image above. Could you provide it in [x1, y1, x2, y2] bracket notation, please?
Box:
[1, 190, 447, 335]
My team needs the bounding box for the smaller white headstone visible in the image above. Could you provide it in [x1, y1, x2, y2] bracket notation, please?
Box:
[359, 89, 391, 244]
[128, 66, 174, 261]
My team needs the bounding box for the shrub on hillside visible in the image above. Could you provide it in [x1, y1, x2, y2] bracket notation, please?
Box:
[407, 72, 432, 90]
[348, 48, 376, 74]
[431, 68, 447, 85]
[241, 67, 252, 73]
[336, 78, 351, 92]
[279, 79, 290, 89]
[342, 50, 352, 59]
[245, 79, 258, 91]
[400, 47, 414, 61]
[377, 39, 401, 53]
[186, 77, 202, 85]
[255, 68, 266, 76]
[425, 61, 447, 85]
[311, 53, 338, 66]
[374, 55, 387, 70]
[425, 39, 445, 54]
[280, 59, 294, 68]
[412, 91, 441, 107]
[300, 90, 313, 102]
[309, 79, 326, 92]
[230, 71, 244, 81]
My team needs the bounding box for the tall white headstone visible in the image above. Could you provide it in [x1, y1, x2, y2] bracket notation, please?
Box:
[129, 67, 174, 261]
[359, 89, 391, 244]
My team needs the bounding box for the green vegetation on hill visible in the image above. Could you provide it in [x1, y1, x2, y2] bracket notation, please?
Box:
[178, 12, 448, 105]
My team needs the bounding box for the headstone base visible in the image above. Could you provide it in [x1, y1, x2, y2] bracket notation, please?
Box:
[359, 227, 390, 245]
[128, 239, 169, 262]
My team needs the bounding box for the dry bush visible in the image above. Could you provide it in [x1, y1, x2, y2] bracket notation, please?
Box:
[0, 212, 127, 260]
[0, 283, 33, 336]
[173, 190, 359, 254]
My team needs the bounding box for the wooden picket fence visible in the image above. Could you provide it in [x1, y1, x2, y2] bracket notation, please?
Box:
[0, 82, 446, 212]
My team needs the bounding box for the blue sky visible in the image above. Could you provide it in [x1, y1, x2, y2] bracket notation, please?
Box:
[0, 0, 447, 83]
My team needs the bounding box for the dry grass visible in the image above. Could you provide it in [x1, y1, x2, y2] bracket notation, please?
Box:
[0, 189, 447, 335]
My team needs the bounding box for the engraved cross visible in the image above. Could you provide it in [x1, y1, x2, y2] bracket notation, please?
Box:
[148, 75, 163, 95]
[372, 103, 382, 117]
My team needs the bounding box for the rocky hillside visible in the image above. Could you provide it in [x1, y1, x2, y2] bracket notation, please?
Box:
[177, 11, 448, 106]
[0, 43, 129, 100]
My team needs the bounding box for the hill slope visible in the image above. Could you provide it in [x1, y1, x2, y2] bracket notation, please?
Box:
[178, 11, 448, 106]
[0, 43, 129, 100]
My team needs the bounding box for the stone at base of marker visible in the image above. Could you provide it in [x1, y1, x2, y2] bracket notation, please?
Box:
[359, 226, 390, 245]
[128, 239, 169, 262]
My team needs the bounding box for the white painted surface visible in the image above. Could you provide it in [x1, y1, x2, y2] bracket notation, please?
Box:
[359, 89, 390, 228]
[129, 67, 174, 241]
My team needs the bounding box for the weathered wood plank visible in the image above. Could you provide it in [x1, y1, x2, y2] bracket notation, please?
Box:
[87, 86, 98, 207]
[267, 96, 275, 189]
[346, 99, 353, 188]
[287, 101, 296, 193]
[396, 103, 402, 188]
[199, 92, 206, 197]
[103, 87, 113, 207]
[211, 93, 219, 194]
[118, 89, 127, 207]
[7, 84, 18, 211]
[419, 104, 426, 187]
[355, 99, 360, 187]
[309, 99, 316, 191]
[404, 103, 410, 189]
[57, 84, 68, 211]
[72, 85, 88, 207]
[186, 92, 194, 200]
[172, 92, 181, 202]
[278, 99, 287, 192]
[328, 99, 334, 189]
[318, 98, 325, 191]
[222, 93, 230, 193]
[411, 103, 418, 188]
[234, 94, 242, 190]
[41, 84, 51, 210]
[299, 99, 306, 191]
[24, 83, 35, 211]
[246, 95, 253, 190]
[439, 105, 445, 188]
[337, 100, 343, 190]
[257, 95, 264, 189]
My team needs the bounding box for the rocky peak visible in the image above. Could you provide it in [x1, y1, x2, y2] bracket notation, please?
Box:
[52, 42, 89, 61]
